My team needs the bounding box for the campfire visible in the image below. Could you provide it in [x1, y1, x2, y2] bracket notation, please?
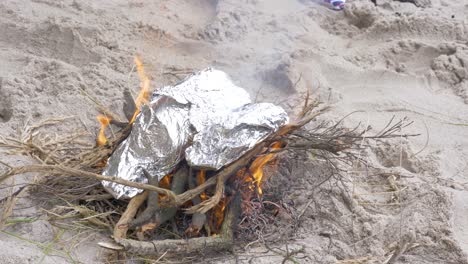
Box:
[0, 57, 417, 259]
[97, 58, 292, 249]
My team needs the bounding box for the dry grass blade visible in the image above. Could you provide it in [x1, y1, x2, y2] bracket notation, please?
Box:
[46, 204, 113, 230]
[336, 256, 373, 264]
[0, 182, 29, 230]
[0, 117, 93, 167]
[0, 171, 36, 230]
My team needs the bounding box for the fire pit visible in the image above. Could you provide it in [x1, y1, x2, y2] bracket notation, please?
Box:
[0, 57, 416, 259]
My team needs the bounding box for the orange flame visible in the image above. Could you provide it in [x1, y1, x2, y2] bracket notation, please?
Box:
[213, 198, 227, 232]
[159, 174, 172, 189]
[197, 170, 208, 201]
[158, 174, 172, 201]
[96, 115, 111, 146]
[95, 56, 151, 146]
[248, 142, 282, 195]
[130, 56, 151, 123]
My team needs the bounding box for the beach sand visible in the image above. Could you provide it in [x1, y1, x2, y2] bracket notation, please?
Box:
[0, 0, 467, 263]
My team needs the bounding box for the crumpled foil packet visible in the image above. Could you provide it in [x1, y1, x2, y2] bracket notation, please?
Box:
[185, 103, 288, 170]
[102, 68, 289, 199]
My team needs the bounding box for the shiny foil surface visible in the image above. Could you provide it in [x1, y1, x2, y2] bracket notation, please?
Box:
[185, 103, 289, 170]
[102, 68, 288, 199]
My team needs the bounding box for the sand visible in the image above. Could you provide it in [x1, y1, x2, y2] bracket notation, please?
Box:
[0, 0, 467, 263]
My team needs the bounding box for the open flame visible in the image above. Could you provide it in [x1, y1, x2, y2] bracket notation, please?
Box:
[248, 142, 282, 195]
[96, 56, 151, 146]
[96, 115, 111, 146]
[197, 170, 208, 201]
[159, 174, 172, 189]
[158, 174, 172, 201]
[213, 198, 227, 231]
[130, 56, 151, 123]
[208, 142, 283, 231]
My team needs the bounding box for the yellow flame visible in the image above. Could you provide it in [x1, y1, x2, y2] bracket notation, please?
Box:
[130, 56, 151, 123]
[249, 142, 282, 195]
[96, 115, 111, 146]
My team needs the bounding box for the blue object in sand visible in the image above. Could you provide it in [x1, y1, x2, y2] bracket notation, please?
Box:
[324, 0, 346, 10]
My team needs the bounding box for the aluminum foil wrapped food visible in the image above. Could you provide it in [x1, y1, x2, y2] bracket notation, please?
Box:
[102, 68, 289, 199]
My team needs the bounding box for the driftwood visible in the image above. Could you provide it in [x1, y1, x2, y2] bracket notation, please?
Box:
[153, 166, 188, 226]
[114, 191, 149, 239]
[114, 234, 231, 255]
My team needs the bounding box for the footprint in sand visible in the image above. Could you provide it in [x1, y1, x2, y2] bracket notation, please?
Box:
[0, 78, 13, 123]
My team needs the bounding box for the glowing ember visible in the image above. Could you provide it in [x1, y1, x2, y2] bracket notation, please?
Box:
[96, 115, 111, 146]
[248, 142, 282, 195]
[130, 56, 151, 123]
[159, 174, 172, 189]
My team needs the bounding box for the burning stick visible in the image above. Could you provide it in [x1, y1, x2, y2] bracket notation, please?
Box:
[185, 169, 207, 236]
